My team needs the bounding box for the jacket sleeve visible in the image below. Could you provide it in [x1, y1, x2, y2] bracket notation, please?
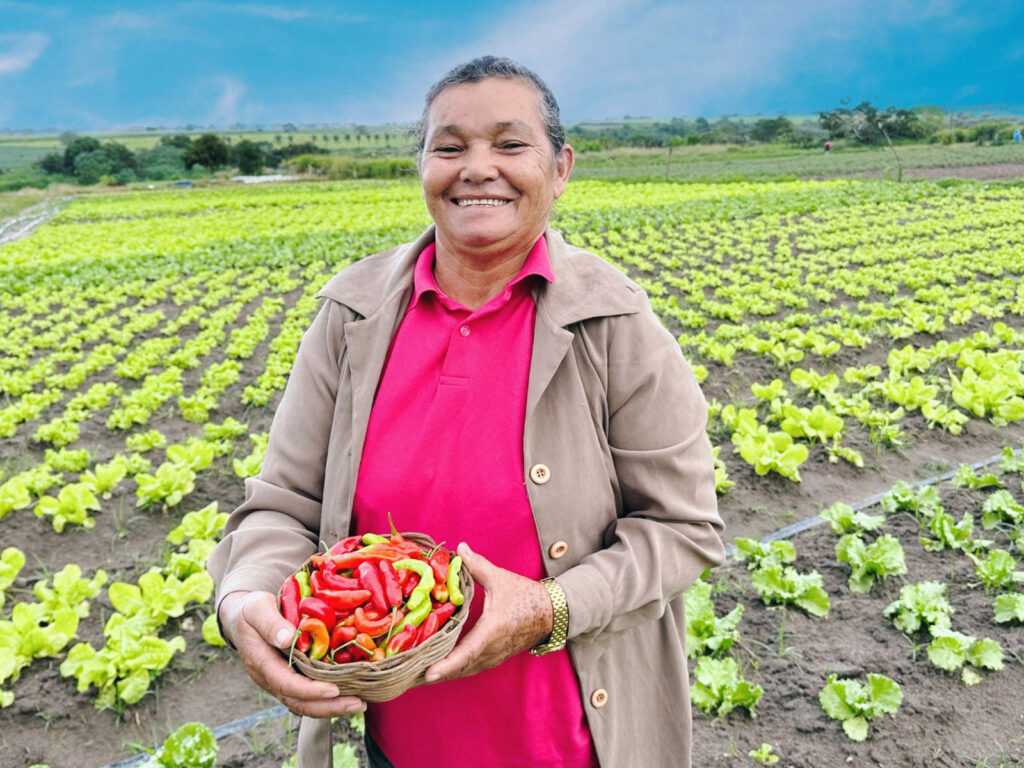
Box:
[207, 298, 349, 609]
[556, 294, 726, 640]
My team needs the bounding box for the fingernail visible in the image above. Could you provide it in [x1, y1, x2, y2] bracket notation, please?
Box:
[424, 671, 440, 683]
[322, 687, 341, 699]
[275, 628, 293, 647]
[345, 702, 366, 713]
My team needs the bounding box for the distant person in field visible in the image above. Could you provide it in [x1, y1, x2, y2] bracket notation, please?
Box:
[824, 140, 832, 153]
[1013, 128, 1021, 144]
[209, 55, 724, 768]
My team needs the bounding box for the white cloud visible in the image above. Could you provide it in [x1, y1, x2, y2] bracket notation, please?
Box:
[180, 2, 365, 23]
[0, 31, 49, 75]
[206, 74, 249, 125]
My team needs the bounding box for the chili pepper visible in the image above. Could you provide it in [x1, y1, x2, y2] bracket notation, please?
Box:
[295, 631, 310, 654]
[394, 597, 431, 633]
[394, 559, 434, 611]
[371, 648, 385, 662]
[362, 532, 389, 546]
[330, 624, 357, 650]
[415, 602, 457, 647]
[353, 605, 403, 637]
[357, 561, 389, 613]
[330, 535, 363, 555]
[446, 556, 464, 607]
[400, 571, 419, 598]
[311, 569, 360, 593]
[428, 549, 450, 584]
[386, 624, 418, 657]
[298, 617, 329, 660]
[295, 569, 312, 598]
[334, 649, 354, 664]
[378, 561, 403, 608]
[279, 576, 301, 626]
[329, 545, 406, 569]
[299, 596, 337, 632]
[316, 587, 371, 611]
[351, 632, 376, 660]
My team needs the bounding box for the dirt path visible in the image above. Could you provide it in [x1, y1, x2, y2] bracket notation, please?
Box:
[0, 196, 67, 246]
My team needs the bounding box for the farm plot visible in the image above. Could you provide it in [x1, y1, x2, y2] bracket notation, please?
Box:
[0, 177, 1023, 767]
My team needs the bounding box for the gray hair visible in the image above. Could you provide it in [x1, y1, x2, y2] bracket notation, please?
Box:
[413, 56, 566, 156]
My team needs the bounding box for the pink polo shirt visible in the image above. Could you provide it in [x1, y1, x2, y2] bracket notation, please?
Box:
[351, 237, 598, 768]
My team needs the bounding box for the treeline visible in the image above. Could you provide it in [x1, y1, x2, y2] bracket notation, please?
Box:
[33, 133, 335, 185]
[567, 102, 1020, 150]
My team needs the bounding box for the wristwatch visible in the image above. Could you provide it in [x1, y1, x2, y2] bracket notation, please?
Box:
[531, 577, 569, 656]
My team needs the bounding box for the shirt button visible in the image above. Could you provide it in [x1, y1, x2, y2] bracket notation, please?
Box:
[590, 688, 608, 708]
[529, 463, 550, 484]
[548, 540, 568, 559]
[459, 325, 470, 337]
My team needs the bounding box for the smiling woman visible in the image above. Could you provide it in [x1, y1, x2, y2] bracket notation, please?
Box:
[209, 56, 725, 768]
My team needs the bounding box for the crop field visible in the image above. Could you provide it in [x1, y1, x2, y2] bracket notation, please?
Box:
[1, 175, 1024, 767]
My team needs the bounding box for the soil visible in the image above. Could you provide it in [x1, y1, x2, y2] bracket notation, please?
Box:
[849, 163, 1024, 181]
[3, 166, 1024, 768]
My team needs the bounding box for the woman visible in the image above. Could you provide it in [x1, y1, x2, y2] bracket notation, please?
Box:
[209, 56, 725, 768]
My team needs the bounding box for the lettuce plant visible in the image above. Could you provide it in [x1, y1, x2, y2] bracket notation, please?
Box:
[819, 673, 902, 741]
[690, 657, 763, 718]
[884, 581, 954, 636]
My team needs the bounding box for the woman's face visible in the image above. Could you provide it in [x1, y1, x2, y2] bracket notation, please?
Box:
[419, 77, 574, 261]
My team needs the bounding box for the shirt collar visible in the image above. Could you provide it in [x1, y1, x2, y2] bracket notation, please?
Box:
[409, 236, 555, 311]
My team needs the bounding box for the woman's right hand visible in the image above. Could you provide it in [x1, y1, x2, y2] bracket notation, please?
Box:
[218, 590, 366, 718]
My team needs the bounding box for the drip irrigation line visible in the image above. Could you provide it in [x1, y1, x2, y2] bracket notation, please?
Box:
[724, 445, 1021, 558]
[101, 447, 1023, 768]
[100, 704, 290, 768]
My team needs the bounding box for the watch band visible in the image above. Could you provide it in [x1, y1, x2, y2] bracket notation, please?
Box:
[531, 577, 569, 656]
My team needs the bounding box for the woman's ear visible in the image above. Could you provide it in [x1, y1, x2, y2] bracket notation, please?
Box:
[553, 144, 575, 199]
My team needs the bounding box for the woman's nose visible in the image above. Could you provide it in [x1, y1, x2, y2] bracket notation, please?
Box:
[459, 142, 498, 183]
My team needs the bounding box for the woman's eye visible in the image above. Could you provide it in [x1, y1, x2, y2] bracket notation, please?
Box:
[434, 145, 461, 154]
[500, 142, 526, 150]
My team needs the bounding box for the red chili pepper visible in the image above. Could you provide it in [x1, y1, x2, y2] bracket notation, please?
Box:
[352, 632, 376, 660]
[414, 611, 441, 646]
[357, 561, 389, 613]
[279, 576, 301, 627]
[331, 624, 357, 650]
[401, 572, 420, 599]
[334, 649, 354, 664]
[329, 544, 407, 569]
[330, 535, 363, 555]
[299, 596, 337, 632]
[353, 606, 403, 637]
[434, 601, 457, 625]
[316, 588, 371, 612]
[385, 624, 418, 657]
[298, 617, 329, 660]
[428, 549, 450, 584]
[378, 561, 403, 608]
[312, 568, 361, 592]
[295, 631, 310, 654]
[370, 648, 385, 663]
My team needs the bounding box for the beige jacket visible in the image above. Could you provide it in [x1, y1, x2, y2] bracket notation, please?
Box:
[208, 226, 725, 768]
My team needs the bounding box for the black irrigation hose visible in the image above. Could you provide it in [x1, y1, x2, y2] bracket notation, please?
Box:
[100, 704, 290, 768]
[724, 445, 1022, 558]
[101, 447, 1023, 768]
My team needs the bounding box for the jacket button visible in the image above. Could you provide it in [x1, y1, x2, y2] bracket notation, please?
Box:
[590, 688, 608, 708]
[548, 540, 568, 559]
[529, 464, 551, 484]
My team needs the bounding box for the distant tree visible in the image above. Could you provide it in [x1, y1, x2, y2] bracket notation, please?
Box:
[234, 140, 266, 175]
[750, 116, 794, 142]
[160, 134, 193, 151]
[344, 133, 351, 142]
[135, 145, 186, 180]
[37, 152, 65, 175]
[183, 133, 229, 170]
[818, 109, 848, 140]
[101, 141, 138, 173]
[274, 135, 282, 145]
[283, 122, 298, 132]
[74, 150, 114, 185]
[332, 134, 339, 143]
[58, 130, 79, 146]
[63, 136, 101, 174]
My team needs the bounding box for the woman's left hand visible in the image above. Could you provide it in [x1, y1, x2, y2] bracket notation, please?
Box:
[424, 542, 553, 682]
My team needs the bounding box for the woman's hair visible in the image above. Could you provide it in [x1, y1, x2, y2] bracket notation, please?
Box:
[414, 56, 565, 155]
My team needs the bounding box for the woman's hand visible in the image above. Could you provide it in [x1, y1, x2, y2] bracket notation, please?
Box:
[424, 543, 553, 682]
[218, 590, 366, 717]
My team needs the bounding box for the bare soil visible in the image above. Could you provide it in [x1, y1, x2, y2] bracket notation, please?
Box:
[851, 163, 1024, 181]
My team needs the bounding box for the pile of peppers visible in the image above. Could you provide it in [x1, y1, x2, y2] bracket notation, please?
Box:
[279, 531, 465, 664]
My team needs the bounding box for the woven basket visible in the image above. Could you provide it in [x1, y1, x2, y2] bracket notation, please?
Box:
[288, 532, 474, 702]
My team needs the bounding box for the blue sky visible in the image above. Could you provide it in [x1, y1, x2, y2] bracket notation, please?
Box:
[1, 0, 1022, 131]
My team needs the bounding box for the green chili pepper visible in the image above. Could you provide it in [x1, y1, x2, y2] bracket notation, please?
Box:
[394, 598, 432, 633]
[361, 532, 389, 546]
[394, 559, 434, 611]
[446, 556, 464, 607]
[295, 569, 312, 598]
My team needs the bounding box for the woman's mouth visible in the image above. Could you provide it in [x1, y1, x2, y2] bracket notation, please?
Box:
[453, 198, 510, 207]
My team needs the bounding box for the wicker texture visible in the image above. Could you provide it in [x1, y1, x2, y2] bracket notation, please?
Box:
[289, 532, 474, 702]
